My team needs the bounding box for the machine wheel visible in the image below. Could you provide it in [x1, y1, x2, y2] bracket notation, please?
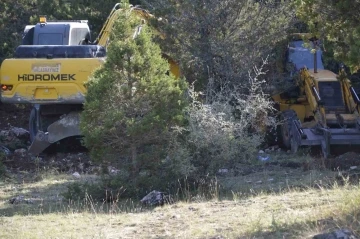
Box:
[279, 110, 299, 149]
[29, 107, 38, 143]
[290, 136, 299, 153]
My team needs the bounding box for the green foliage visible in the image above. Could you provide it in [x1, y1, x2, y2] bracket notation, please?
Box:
[0, 0, 37, 63]
[80, 3, 187, 197]
[0, 152, 7, 180]
[296, 0, 360, 72]
[62, 181, 106, 201]
[142, 0, 296, 93]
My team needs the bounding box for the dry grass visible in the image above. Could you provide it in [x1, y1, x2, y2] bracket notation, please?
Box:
[0, 167, 359, 239]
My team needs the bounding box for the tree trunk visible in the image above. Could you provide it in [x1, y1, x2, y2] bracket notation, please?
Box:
[131, 143, 138, 174]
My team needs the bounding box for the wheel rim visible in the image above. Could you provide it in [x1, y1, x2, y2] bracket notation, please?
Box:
[281, 122, 291, 148]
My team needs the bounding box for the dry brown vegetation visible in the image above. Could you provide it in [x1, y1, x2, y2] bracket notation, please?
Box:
[1, 156, 359, 239]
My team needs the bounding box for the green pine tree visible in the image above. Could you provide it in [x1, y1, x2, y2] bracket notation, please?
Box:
[80, 2, 187, 194]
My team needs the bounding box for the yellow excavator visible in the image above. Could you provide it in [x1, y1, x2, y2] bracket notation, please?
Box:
[0, 4, 180, 155]
[273, 37, 360, 158]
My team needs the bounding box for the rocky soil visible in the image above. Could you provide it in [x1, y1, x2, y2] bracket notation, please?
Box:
[0, 103, 99, 176]
[0, 103, 29, 130]
[2, 102, 360, 182]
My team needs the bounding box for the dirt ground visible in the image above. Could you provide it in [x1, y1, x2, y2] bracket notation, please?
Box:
[0, 103, 30, 129]
[0, 103, 93, 175]
[2, 101, 360, 183]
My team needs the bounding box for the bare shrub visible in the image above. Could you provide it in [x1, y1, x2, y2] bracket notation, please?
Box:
[170, 60, 276, 175]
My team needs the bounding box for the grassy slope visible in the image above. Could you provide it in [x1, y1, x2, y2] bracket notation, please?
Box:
[0, 167, 359, 239]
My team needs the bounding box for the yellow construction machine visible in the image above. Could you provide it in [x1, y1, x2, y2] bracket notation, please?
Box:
[0, 4, 179, 155]
[274, 38, 360, 158]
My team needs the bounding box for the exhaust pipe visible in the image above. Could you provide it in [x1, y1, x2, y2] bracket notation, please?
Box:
[314, 48, 317, 73]
[313, 39, 319, 73]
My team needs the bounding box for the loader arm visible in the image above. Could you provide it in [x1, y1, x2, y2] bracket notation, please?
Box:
[300, 68, 326, 126]
[339, 70, 360, 114]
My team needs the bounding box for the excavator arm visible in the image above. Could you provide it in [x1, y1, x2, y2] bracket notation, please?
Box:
[94, 4, 154, 48]
[94, 4, 180, 78]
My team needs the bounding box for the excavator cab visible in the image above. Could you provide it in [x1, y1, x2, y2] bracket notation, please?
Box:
[22, 16, 91, 46]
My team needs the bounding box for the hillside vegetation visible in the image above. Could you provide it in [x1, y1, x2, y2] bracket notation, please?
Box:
[1, 0, 360, 238]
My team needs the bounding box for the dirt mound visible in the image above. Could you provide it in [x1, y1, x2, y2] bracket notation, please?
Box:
[0, 103, 97, 175]
[329, 152, 360, 170]
[3, 151, 98, 174]
[0, 103, 30, 130]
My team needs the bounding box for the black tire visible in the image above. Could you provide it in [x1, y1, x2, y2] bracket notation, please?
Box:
[279, 110, 300, 149]
[29, 107, 38, 143]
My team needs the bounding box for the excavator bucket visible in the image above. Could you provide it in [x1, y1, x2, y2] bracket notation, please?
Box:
[290, 119, 360, 158]
[28, 112, 81, 155]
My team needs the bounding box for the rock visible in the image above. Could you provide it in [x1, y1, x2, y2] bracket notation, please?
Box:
[0, 127, 29, 151]
[1, 127, 30, 142]
[171, 214, 181, 219]
[140, 190, 166, 206]
[218, 168, 229, 174]
[9, 196, 34, 204]
[9, 196, 24, 204]
[0, 145, 11, 155]
[188, 206, 198, 211]
[9, 127, 29, 138]
[313, 229, 358, 239]
[108, 166, 120, 175]
[72, 172, 81, 179]
[14, 148, 27, 156]
[0, 130, 9, 138]
[258, 150, 265, 154]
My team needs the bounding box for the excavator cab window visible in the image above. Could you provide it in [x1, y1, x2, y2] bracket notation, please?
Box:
[38, 33, 64, 45]
[15, 45, 106, 59]
[70, 28, 91, 45]
[288, 40, 324, 71]
[318, 81, 345, 111]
